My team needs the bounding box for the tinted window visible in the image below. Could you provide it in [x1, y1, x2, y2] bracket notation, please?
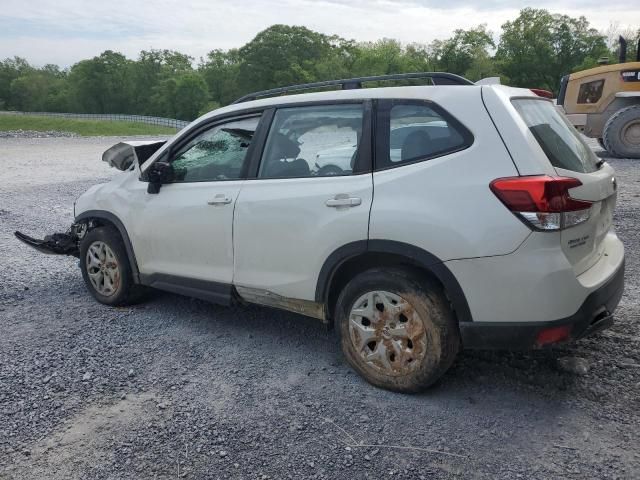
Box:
[388, 104, 468, 165]
[170, 116, 260, 182]
[512, 99, 598, 173]
[577, 79, 604, 104]
[259, 104, 364, 178]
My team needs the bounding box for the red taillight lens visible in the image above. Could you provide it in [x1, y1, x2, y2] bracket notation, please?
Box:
[490, 176, 591, 212]
[536, 325, 571, 346]
[530, 88, 554, 99]
[490, 176, 592, 231]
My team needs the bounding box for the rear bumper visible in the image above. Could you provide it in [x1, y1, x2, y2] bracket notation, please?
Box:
[460, 258, 625, 350]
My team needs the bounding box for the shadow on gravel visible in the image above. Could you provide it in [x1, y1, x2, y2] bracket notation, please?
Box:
[141, 290, 589, 403]
[7, 269, 599, 406]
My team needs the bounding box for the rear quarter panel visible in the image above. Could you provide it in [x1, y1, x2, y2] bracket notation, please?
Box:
[369, 87, 531, 261]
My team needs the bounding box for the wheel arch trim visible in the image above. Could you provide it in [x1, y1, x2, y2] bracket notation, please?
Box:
[315, 240, 473, 324]
[75, 210, 140, 283]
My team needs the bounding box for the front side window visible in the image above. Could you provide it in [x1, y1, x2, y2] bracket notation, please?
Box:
[169, 116, 260, 182]
[259, 104, 364, 179]
[577, 80, 604, 104]
[385, 104, 470, 167]
[512, 98, 599, 173]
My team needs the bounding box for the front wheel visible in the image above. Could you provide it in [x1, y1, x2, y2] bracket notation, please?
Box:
[79, 226, 140, 306]
[335, 268, 460, 393]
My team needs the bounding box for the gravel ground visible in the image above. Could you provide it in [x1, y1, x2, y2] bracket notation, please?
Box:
[0, 130, 79, 138]
[0, 136, 638, 479]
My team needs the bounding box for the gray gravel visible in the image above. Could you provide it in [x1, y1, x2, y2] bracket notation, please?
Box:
[0, 130, 79, 138]
[0, 136, 638, 479]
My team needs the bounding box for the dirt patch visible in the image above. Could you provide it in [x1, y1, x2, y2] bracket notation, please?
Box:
[5, 393, 159, 479]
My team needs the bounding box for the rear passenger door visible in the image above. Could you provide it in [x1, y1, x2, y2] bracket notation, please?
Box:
[368, 99, 517, 261]
[233, 101, 373, 301]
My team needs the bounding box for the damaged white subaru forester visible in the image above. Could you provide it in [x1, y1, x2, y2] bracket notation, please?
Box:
[16, 73, 625, 392]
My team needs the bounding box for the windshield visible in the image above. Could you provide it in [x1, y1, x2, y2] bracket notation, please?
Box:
[512, 98, 599, 173]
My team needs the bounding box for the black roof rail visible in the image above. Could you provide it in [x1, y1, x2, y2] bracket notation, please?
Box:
[232, 72, 474, 104]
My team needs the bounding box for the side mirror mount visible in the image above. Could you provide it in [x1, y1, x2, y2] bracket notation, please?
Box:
[146, 161, 174, 194]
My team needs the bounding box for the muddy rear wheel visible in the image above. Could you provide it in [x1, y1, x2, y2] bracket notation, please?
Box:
[336, 268, 459, 392]
[80, 226, 140, 306]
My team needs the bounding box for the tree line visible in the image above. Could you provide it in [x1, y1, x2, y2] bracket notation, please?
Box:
[0, 8, 636, 121]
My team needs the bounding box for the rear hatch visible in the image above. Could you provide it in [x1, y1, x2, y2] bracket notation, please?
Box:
[512, 98, 617, 275]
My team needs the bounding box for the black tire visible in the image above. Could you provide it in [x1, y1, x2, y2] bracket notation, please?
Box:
[79, 226, 142, 306]
[335, 268, 459, 393]
[603, 105, 640, 159]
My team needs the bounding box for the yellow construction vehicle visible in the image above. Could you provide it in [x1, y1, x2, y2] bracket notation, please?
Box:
[558, 36, 640, 158]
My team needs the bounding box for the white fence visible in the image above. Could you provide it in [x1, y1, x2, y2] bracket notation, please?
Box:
[0, 110, 189, 130]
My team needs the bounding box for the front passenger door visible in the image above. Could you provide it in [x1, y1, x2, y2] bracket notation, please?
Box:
[131, 114, 262, 290]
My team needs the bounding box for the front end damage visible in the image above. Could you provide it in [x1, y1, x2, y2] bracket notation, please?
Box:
[15, 139, 167, 257]
[14, 221, 91, 257]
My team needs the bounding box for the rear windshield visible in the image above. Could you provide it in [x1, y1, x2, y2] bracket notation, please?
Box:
[512, 98, 599, 173]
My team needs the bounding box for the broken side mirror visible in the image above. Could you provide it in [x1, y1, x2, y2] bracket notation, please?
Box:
[146, 161, 174, 194]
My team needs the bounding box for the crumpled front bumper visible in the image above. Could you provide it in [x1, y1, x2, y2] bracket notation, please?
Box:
[14, 224, 85, 257]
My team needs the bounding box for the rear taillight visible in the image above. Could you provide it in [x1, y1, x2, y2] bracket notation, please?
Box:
[490, 176, 592, 231]
[536, 325, 571, 346]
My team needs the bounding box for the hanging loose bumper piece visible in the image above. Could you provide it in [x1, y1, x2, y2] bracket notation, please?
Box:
[14, 223, 86, 257]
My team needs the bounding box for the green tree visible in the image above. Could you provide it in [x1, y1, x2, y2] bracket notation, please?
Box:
[151, 73, 209, 120]
[174, 73, 209, 120]
[236, 25, 336, 93]
[130, 49, 195, 114]
[67, 50, 134, 113]
[8, 65, 69, 112]
[199, 49, 241, 106]
[430, 25, 495, 77]
[496, 8, 608, 91]
[351, 39, 414, 76]
[0, 57, 32, 109]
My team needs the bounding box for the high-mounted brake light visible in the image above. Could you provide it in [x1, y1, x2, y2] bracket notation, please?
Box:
[490, 176, 592, 231]
[530, 88, 554, 99]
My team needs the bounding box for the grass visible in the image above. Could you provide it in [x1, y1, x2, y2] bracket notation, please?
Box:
[0, 114, 177, 136]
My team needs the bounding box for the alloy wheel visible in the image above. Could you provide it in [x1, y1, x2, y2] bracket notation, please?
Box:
[86, 241, 120, 297]
[348, 290, 427, 376]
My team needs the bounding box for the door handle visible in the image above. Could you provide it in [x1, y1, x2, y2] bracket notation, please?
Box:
[207, 194, 232, 205]
[326, 194, 362, 208]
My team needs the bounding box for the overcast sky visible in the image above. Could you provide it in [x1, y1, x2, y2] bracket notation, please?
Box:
[1, 0, 638, 67]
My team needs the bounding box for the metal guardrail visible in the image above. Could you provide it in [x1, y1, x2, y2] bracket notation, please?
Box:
[0, 110, 189, 130]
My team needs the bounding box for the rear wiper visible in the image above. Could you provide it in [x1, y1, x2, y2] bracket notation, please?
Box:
[596, 159, 605, 169]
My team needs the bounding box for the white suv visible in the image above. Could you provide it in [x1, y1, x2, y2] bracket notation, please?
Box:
[16, 73, 625, 392]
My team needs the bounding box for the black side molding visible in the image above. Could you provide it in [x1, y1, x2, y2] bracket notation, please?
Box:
[139, 273, 233, 305]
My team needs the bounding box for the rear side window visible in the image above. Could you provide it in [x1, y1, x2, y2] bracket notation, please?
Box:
[378, 103, 472, 169]
[512, 99, 599, 173]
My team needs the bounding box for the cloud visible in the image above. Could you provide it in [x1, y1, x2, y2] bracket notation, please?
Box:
[0, 0, 638, 66]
